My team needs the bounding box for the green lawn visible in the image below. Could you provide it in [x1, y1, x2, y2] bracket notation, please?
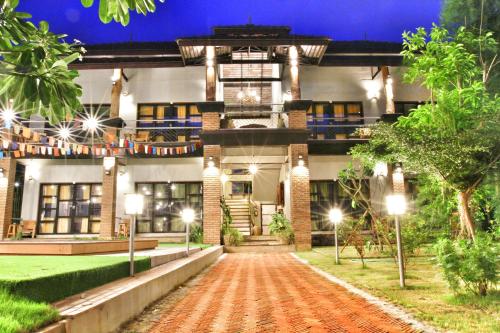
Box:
[0, 290, 58, 333]
[297, 247, 499, 333]
[0, 255, 147, 281]
[0, 255, 151, 333]
[158, 242, 212, 249]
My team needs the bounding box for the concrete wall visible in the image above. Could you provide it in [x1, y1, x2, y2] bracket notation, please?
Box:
[20, 158, 203, 223]
[252, 168, 280, 202]
[308, 155, 353, 180]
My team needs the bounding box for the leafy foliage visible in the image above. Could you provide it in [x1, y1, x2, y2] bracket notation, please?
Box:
[224, 227, 243, 246]
[435, 232, 498, 295]
[0, 1, 84, 123]
[220, 196, 233, 235]
[352, 25, 500, 238]
[269, 212, 295, 244]
[189, 223, 203, 243]
[81, 0, 164, 26]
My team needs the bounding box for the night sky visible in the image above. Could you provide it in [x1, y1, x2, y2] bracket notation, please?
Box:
[18, 0, 442, 45]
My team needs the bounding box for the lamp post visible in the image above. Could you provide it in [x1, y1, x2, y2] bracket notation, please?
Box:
[124, 193, 144, 276]
[386, 194, 407, 288]
[181, 208, 195, 256]
[329, 208, 343, 264]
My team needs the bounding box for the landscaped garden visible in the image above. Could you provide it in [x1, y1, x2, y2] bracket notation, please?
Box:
[298, 246, 499, 333]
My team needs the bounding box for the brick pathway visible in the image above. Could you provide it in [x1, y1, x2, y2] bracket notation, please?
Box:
[148, 253, 416, 333]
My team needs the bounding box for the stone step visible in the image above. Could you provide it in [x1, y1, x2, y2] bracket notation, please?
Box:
[240, 241, 282, 246]
[244, 235, 279, 242]
[224, 244, 295, 253]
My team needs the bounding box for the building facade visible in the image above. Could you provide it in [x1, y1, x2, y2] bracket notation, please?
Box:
[0, 25, 428, 249]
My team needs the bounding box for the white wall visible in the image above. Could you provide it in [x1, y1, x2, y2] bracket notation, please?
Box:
[252, 169, 280, 202]
[77, 67, 206, 130]
[20, 157, 203, 221]
[308, 155, 353, 180]
[282, 65, 429, 121]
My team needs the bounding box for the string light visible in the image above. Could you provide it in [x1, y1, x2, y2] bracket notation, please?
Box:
[56, 125, 73, 141]
[82, 114, 101, 133]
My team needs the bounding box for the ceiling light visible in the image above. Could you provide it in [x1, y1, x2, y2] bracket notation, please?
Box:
[249, 164, 258, 175]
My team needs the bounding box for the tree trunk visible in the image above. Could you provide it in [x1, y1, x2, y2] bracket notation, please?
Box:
[457, 191, 475, 240]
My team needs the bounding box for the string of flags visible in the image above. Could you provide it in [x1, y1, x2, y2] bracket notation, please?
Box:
[0, 123, 202, 159]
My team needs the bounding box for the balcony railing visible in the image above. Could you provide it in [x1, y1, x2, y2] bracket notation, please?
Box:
[130, 118, 202, 144]
[307, 116, 379, 140]
[221, 103, 286, 129]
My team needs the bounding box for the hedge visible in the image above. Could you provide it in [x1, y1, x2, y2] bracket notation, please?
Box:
[0, 258, 150, 303]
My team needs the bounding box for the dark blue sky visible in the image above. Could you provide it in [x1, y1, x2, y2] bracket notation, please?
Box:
[18, 0, 442, 45]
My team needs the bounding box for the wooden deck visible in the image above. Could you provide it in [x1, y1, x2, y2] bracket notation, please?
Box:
[0, 239, 158, 255]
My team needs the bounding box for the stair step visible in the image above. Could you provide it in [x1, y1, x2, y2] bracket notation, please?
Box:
[244, 235, 279, 241]
[240, 241, 282, 246]
[224, 244, 295, 253]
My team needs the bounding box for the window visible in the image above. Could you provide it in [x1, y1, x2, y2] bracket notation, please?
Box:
[135, 182, 202, 233]
[136, 103, 201, 142]
[395, 101, 423, 115]
[38, 183, 102, 234]
[310, 180, 369, 231]
[308, 102, 364, 139]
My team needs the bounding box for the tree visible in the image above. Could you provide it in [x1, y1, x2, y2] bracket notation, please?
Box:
[352, 25, 500, 239]
[0, 0, 84, 124]
[80, 0, 164, 26]
[441, 0, 499, 37]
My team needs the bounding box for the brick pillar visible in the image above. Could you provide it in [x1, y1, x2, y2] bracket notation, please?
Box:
[100, 160, 117, 239]
[198, 101, 224, 245]
[289, 144, 312, 250]
[0, 158, 16, 239]
[284, 100, 312, 250]
[203, 145, 221, 244]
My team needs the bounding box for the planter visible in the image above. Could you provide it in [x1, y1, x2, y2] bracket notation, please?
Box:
[223, 235, 231, 246]
[252, 226, 262, 236]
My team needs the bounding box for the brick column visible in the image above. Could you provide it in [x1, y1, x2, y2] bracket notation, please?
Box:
[198, 102, 224, 245]
[203, 145, 221, 244]
[0, 158, 16, 239]
[100, 160, 117, 239]
[289, 144, 311, 250]
[284, 100, 312, 250]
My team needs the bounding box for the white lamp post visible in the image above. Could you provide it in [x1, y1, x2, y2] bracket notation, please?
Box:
[329, 208, 343, 264]
[181, 208, 195, 256]
[386, 194, 407, 288]
[124, 193, 144, 276]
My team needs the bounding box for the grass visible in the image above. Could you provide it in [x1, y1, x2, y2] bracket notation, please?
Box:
[0, 255, 147, 281]
[0, 255, 152, 332]
[0, 290, 59, 333]
[297, 247, 499, 333]
[158, 242, 212, 249]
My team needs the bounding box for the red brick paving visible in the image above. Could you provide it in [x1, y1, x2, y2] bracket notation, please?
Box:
[148, 253, 416, 333]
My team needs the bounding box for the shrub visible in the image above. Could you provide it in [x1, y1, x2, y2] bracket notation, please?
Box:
[225, 227, 243, 246]
[189, 223, 203, 243]
[269, 213, 295, 244]
[0, 258, 150, 303]
[220, 196, 233, 235]
[435, 233, 498, 296]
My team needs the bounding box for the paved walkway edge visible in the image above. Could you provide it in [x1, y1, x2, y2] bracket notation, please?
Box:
[290, 253, 439, 333]
[39, 246, 223, 333]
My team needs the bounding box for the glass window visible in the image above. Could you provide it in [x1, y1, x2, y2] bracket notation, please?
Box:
[135, 182, 202, 233]
[310, 180, 370, 232]
[37, 183, 102, 235]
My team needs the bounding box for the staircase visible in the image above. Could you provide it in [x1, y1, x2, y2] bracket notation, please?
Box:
[225, 198, 251, 236]
[225, 235, 296, 253]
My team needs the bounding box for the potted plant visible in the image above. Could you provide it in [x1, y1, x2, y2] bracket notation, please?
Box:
[269, 212, 295, 245]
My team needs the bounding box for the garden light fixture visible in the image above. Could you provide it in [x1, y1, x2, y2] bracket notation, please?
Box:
[386, 194, 407, 288]
[298, 155, 305, 167]
[103, 157, 116, 175]
[329, 208, 343, 264]
[181, 208, 196, 256]
[373, 162, 388, 177]
[207, 156, 215, 168]
[0, 168, 4, 178]
[124, 193, 144, 276]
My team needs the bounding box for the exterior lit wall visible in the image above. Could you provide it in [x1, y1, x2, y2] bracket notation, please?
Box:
[284, 66, 429, 120]
[20, 157, 203, 228]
